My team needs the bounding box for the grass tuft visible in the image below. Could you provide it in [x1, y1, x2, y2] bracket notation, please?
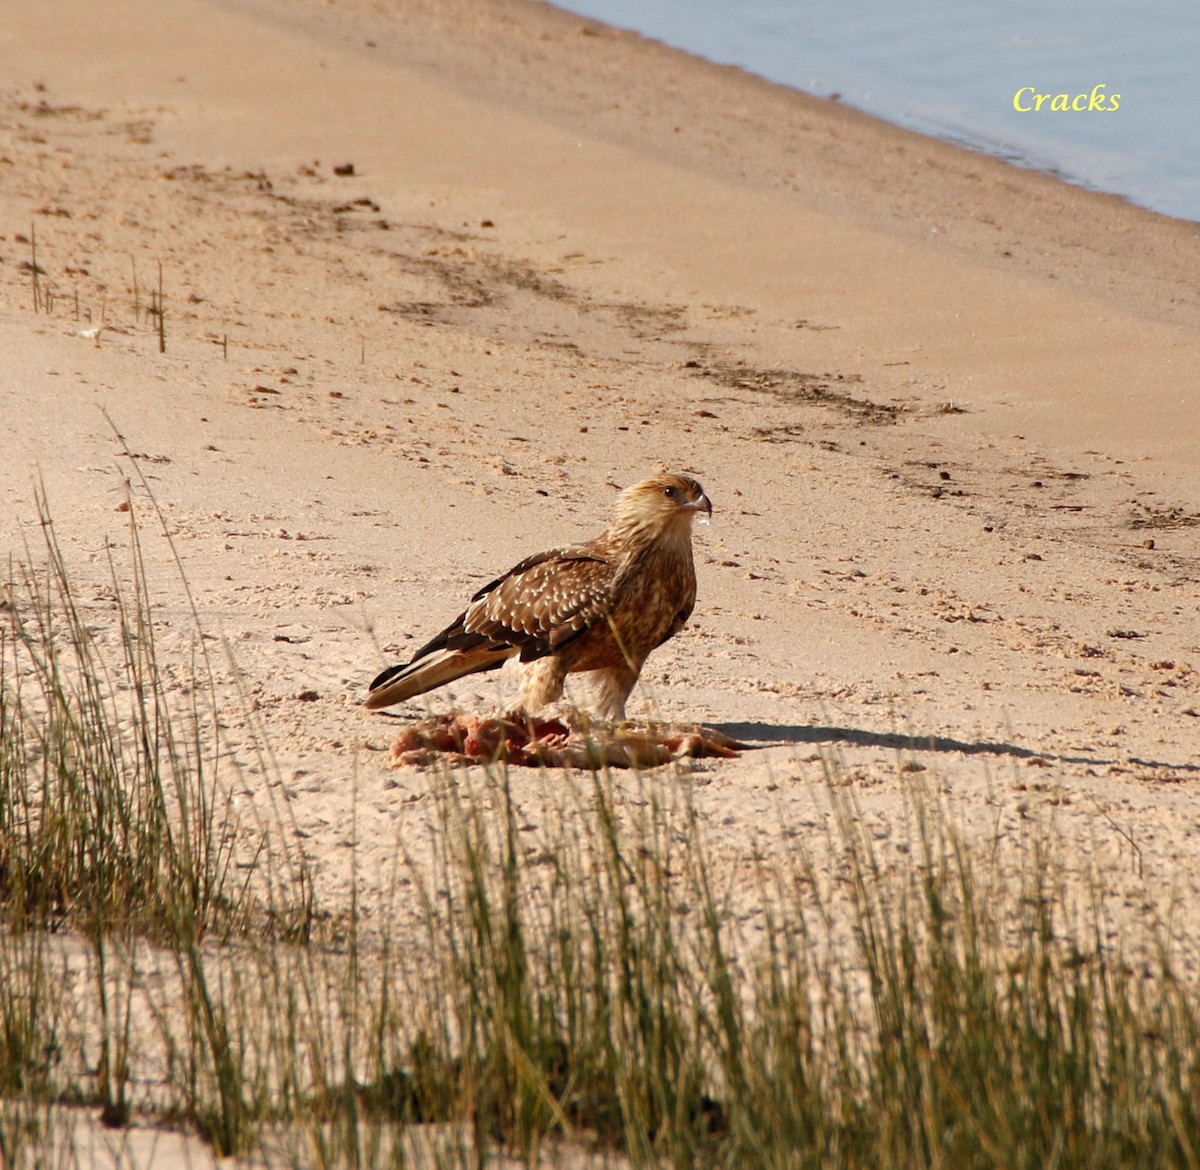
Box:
[0, 493, 244, 939]
[0, 494, 1199, 1166]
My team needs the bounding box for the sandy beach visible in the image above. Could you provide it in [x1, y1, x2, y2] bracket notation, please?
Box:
[2, 0, 1200, 1158]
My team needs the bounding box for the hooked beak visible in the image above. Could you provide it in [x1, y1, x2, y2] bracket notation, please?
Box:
[686, 492, 713, 522]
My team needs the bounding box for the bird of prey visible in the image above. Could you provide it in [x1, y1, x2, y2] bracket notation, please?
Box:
[365, 473, 712, 720]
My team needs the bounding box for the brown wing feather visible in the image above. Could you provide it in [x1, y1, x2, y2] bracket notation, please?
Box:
[464, 546, 617, 658]
[367, 543, 617, 711]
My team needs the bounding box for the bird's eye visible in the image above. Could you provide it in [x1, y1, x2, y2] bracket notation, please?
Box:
[663, 485, 677, 499]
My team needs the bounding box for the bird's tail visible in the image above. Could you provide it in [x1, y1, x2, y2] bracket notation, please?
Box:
[364, 644, 513, 710]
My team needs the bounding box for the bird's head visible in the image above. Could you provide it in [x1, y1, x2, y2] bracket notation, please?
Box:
[613, 473, 712, 541]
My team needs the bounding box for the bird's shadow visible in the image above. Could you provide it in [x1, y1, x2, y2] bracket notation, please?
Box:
[711, 721, 1200, 777]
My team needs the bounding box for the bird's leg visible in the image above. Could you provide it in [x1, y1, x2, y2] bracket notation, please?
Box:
[591, 664, 640, 723]
[504, 657, 568, 724]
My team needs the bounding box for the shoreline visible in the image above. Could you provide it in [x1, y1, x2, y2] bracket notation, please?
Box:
[214, 0, 1200, 486]
[545, 1, 1188, 224]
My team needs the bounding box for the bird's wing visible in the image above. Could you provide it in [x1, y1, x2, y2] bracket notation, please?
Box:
[463, 545, 617, 658]
[364, 544, 618, 711]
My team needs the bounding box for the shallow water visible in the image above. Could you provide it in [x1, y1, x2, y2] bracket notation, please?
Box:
[556, 0, 1199, 223]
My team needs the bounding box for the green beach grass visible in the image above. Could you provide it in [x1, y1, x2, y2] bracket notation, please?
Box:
[1, 495, 1198, 1168]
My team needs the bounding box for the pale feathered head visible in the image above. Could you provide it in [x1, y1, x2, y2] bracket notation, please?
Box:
[613, 473, 712, 538]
